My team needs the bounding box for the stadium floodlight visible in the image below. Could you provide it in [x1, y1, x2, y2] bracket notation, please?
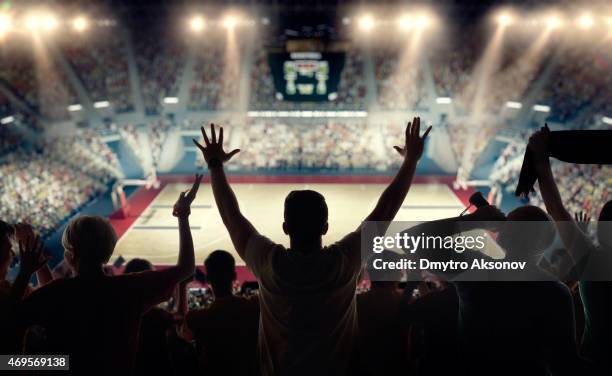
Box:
[416, 14, 430, 29]
[72, 16, 88, 32]
[496, 13, 513, 27]
[342, 17, 350, 26]
[67, 104, 82, 112]
[0, 14, 11, 35]
[533, 104, 551, 113]
[602, 116, 612, 125]
[505, 101, 522, 109]
[223, 15, 238, 29]
[358, 15, 374, 31]
[436, 97, 452, 104]
[163, 97, 179, 104]
[1, 115, 14, 124]
[578, 14, 594, 29]
[190, 16, 204, 32]
[545, 16, 562, 29]
[94, 100, 110, 108]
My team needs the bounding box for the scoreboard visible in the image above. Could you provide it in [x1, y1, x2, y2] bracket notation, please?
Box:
[268, 52, 345, 102]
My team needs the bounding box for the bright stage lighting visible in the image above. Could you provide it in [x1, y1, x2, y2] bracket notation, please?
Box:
[223, 16, 237, 29]
[577, 14, 594, 29]
[190, 16, 204, 32]
[358, 15, 374, 31]
[496, 13, 513, 27]
[416, 15, 430, 29]
[72, 16, 88, 32]
[546, 16, 562, 29]
[0, 14, 11, 35]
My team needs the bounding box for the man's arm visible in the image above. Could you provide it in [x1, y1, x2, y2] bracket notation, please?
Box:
[365, 117, 431, 226]
[193, 124, 258, 260]
[528, 125, 593, 266]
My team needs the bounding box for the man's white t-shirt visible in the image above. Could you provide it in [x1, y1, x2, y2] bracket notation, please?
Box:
[245, 231, 362, 376]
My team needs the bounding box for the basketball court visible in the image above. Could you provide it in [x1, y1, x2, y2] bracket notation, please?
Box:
[110, 176, 470, 266]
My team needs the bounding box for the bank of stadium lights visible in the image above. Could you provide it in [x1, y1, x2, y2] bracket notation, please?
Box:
[25, 12, 58, 32]
[578, 14, 594, 29]
[72, 16, 88, 32]
[436, 97, 452, 104]
[505, 101, 522, 109]
[190, 16, 205, 32]
[398, 14, 430, 30]
[223, 15, 238, 30]
[533, 104, 551, 113]
[163, 97, 179, 104]
[93, 100, 110, 109]
[496, 12, 514, 27]
[545, 16, 562, 30]
[0, 14, 11, 36]
[358, 15, 374, 31]
[67, 104, 82, 112]
[1, 116, 14, 125]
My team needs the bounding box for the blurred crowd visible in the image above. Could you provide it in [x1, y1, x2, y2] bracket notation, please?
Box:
[0, 129, 121, 236]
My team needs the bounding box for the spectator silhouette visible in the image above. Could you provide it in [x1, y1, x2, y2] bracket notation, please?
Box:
[123, 258, 175, 376]
[182, 250, 260, 376]
[9, 175, 202, 375]
[529, 125, 612, 372]
[403, 204, 588, 375]
[193, 119, 430, 376]
[357, 251, 412, 376]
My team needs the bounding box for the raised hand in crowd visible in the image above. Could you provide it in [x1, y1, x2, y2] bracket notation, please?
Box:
[574, 211, 591, 234]
[193, 123, 241, 166]
[393, 116, 432, 161]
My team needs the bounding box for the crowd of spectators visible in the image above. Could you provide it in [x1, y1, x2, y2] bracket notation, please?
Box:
[374, 48, 425, 110]
[133, 26, 186, 115]
[188, 43, 226, 111]
[231, 120, 386, 170]
[60, 27, 135, 113]
[0, 129, 120, 236]
[489, 127, 611, 220]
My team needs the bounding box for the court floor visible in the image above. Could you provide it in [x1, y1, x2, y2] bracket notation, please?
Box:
[112, 181, 467, 265]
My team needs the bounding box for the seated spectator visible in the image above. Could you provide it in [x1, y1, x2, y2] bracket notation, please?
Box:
[182, 250, 260, 376]
[9, 175, 202, 374]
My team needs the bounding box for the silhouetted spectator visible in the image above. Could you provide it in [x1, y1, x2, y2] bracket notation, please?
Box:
[183, 250, 260, 376]
[193, 119, 430, 375]
[9, 175, 202, 374]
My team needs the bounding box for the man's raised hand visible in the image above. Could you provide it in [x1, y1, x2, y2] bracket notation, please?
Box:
[15, 224, 49, 276]
[393, 117, 432, 162]
[192, 123, 240, 166]
[173, 174, 204, 218]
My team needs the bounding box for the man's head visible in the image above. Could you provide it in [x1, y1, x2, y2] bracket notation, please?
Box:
[283, 190, 329, 246]
[497, 205, 555, 259]
[204, 250, 236, 294]
[62, 215, 117, 273]
[0, 220, 15, 278]
[124, 258, 154, 273]
[598, 200, 612, 249]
